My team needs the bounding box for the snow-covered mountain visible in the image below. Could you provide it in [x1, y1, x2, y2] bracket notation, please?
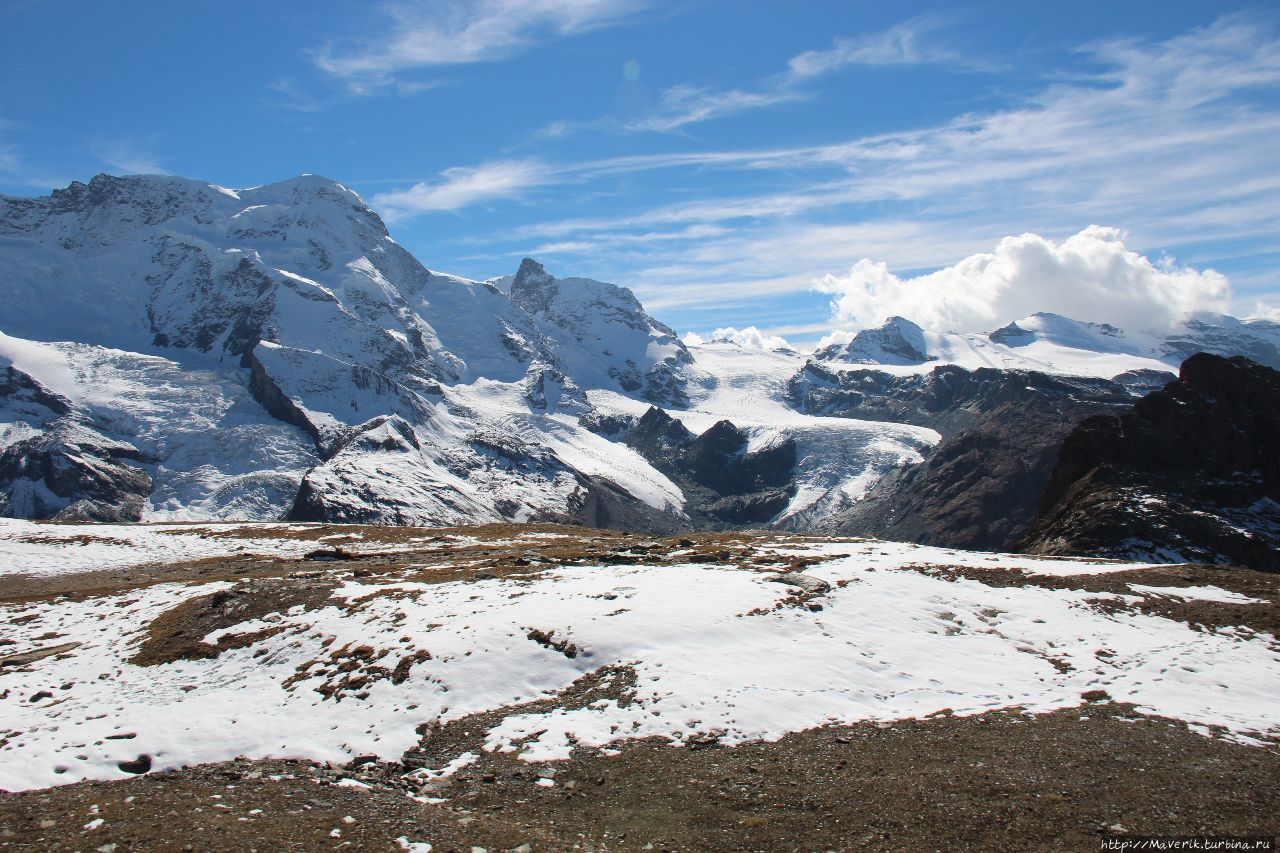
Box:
[1, 172, 1276, 541]
[0, 174, 931, 528]
[815, 312, 1280, 377]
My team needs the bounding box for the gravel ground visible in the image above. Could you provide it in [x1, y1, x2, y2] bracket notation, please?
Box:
[2, 702, 1277, 851]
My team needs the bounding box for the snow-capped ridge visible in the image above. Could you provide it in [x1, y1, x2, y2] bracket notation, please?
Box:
[817, 311, 1280, 379]
[509, 257, 694, 407]
[815, 316, 934, 365]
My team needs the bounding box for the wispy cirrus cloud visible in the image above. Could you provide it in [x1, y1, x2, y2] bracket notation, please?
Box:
[625, 19, 961, 132]
[788, 20, 956, 77]
[93, 140, 166, 176]
[377, 15, 1280, 337]
[372, 159, 558, 219]
[314, 0, 647, 88]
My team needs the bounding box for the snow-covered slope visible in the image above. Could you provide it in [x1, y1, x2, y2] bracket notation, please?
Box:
[0, 332, 317, 520]
[590, 340, 939, 526]
[1, 523, 1275, 791]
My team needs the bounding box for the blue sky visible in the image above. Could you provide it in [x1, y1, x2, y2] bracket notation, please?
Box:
[2, 1, 1277, 345]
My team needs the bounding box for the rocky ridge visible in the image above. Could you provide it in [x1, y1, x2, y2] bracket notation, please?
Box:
[1022, 353, 1280, 570]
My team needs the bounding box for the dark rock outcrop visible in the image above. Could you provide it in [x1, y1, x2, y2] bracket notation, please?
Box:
[624, 407, 797, 528]
[1022, 354, 1280, 570]
[792, 364, 1138, 550]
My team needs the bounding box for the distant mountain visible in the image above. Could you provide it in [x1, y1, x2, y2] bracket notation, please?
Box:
[508, 258, 692, 407]
[814, 316, 936, 365]
[792, 363, 1141, 550]
[0, 174, 926, 529]
[1, 172, 1277, 560]
[815, 312, 1280, 376]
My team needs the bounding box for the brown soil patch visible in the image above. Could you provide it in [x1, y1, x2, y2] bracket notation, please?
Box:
[130, 577, 337, 667]
[0, 525, 831, 604]
[1, 703, 1276, 851]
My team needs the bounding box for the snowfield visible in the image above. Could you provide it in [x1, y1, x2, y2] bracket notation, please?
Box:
[1, 524, 1275, 793]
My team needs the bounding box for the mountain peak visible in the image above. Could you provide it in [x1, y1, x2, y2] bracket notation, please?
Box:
[818, 315, 934, 365]
[511, 257, 554, 292]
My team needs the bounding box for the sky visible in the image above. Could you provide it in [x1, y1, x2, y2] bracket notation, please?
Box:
[1, 1, 1278, 347]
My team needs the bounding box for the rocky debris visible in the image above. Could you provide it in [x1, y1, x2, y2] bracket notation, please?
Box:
[116, 755, 152, 775]
[302, 547, 355, 562]
[1022, 353, 1280, 570]
[3, 702, 1278, 851]
[765, 571, 831, 594]
[0, 642, 81, 668]
[796, 364, 1135, 550]
[525, 628, 582, 659]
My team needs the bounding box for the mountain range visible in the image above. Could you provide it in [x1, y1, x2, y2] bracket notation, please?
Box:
[3, 173, 1278, 565]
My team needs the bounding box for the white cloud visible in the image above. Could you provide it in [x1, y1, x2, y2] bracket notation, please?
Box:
[1247, 302, 1280, 323]
[788, 20, 950, 77]
[315, 0, 645, 80]
[371, 160, 554, 219]
[465, 15, 1279, 323]
[94, 141, 165, 176]
[817, 226, 1232, 334]
[627, 20, 954, 132]
[706, 325, 792, 350]
[625, 84, 804, 133]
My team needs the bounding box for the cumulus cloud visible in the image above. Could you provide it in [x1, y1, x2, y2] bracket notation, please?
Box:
[1247, 302, 1280, 323]
[816, 226, 1232, 334]
[685, 325, 793, 350]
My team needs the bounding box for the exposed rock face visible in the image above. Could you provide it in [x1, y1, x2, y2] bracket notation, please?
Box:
[625, 407, 796, 526]
[0, 365, 152, 521]
[1022, 354, 1280, 570]
[791, 364, 1137, 550]
[0, 176, 713, 526]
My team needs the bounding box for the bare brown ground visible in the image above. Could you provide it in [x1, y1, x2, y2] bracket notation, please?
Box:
[1, 702, 1277, 851]
[2, 523, 1278, 850]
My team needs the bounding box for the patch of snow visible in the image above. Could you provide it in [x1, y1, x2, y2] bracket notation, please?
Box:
[1129, 584, 1269, 605]
[0, 531, 1275, 792]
